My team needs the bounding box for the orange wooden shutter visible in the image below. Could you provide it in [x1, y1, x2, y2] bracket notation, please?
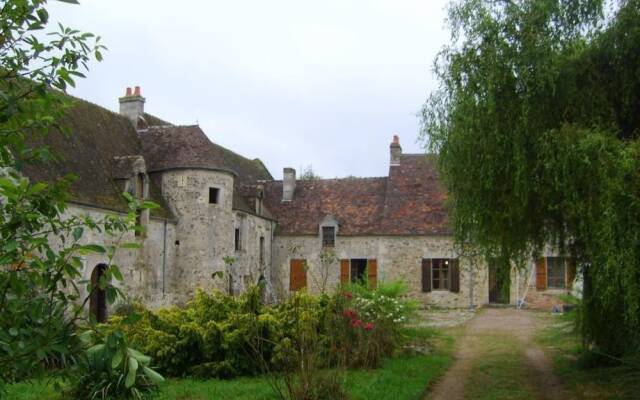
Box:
[289, 259, 306, 291]
[566, 258, 577, 289]
[449, 259, 460, 293]
[535, 258, 547, 290]
[340, 259, 350, 284]
[367, 259, 377, 289]
[421, 259, 432, 292]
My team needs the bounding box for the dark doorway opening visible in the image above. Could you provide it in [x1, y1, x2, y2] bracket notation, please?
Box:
[90, 264, 108, 323]
[350, 259, 367, 283]
[488, 262, 510, 304]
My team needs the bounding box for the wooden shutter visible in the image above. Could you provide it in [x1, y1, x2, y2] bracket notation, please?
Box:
[340, 259, 350, 284]
[566, 258, 577, 289]
[367, 259, 377, 289]
[421, 259, 432, 292]
[536, 258, 547, 290]
[449, 259, 460, 293]
[289, 259, 306, 291]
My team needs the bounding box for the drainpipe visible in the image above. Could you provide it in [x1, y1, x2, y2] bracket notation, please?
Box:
[162, 220, 167, 298]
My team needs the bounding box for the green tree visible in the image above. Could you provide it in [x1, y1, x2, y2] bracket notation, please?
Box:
[422, 0, 640, 357]
[299, 164, 322, 180]
[0, 0, 156, 390]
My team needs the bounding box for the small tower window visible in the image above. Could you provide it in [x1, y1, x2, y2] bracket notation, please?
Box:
[209, 187, 220, 204]
[322, 226, 335, 247]
[235, 228, 241, 251]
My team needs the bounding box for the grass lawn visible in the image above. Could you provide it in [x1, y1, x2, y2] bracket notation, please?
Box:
[5, 327, 454, 400]
[536, 311, 639, 400]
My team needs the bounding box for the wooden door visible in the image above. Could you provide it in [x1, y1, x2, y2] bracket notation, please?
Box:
[488, 262, 509, 304]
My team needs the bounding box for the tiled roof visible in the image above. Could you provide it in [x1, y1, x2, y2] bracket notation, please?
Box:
[21, 98, 172, 218]
[138, 125, 273, 213]
[262, 154, 450, 236]
[378, 154, 450, 235]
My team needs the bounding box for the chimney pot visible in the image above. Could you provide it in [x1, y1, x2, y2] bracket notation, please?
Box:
[282, 168, 296, 202]
[119, 85, 146, 129]
[392, 135, 400, 145]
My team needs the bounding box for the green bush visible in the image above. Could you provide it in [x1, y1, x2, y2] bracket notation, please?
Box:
[105, 283, 414, 380]
[68, 329, 164, 400]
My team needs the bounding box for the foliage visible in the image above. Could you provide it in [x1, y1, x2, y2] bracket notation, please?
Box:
[538, 310, 639, 399]
[108, 287, 269, 379]
[299, 165, 322, 180]
[106, 282, 415, 387]
[337, 281, 417, 368]
[422, 0, 640, 357]
[307, 248, 337, 294]
[0, 0, 155, 389]
[5, 325, 454, 400]
[68, 329, 164, 400]
[262, 292, 348, 400]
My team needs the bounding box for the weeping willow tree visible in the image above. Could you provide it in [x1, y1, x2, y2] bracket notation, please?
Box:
[422, 0, 640, 357]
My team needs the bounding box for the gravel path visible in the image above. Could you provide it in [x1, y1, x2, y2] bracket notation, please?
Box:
[425, 308, 568, 400]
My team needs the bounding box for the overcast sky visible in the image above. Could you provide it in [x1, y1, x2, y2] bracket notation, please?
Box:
[48, 0, 450, 179]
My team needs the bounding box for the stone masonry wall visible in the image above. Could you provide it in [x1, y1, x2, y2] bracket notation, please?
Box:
[161, 169, 235, 302]
[272, 235, 490, 308]
[64, 203, 177, 315]
[230, 212, 274, 296]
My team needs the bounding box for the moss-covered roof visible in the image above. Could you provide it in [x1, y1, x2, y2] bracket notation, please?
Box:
[21, 98, 172, 218]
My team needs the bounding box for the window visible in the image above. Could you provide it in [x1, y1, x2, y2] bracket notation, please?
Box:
[422, 259, 460, 293]
[350, 259, 368, 283]
[547, 257, 566, 288]
[135, 173, 144, 199]
[209, 187, 220, 204]
[259, 236, 265, 265]
[234, 228, 241, 251]
[322, 226, 335, 247]
[432, 259, 450, 290]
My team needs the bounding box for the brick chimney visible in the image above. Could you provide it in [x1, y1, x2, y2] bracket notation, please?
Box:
[282, 168, 296, 202]
[390, 134, 402, 166]
[119, 86, 145, 128]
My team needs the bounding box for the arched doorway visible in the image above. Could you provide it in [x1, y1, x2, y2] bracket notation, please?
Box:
[90, 264, 108, 323]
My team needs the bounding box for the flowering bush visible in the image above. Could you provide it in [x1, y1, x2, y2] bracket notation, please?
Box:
[331, 280, 416, 368]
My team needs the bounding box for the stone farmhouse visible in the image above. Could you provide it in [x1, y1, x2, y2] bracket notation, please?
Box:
[23, 87, 577, 321]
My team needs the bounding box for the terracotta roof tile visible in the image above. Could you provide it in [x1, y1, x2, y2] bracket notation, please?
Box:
[263, 155, 450, 236]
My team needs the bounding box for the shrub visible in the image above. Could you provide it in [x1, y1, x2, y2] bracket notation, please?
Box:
[335, 280, 417, 368]
[105, 282, 414, 381]
[68, 329, 164, 400]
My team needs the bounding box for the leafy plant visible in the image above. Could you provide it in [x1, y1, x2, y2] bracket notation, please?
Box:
[69, 329, 164, 400]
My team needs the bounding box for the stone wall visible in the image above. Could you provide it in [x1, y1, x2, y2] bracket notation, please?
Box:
[230, 212, 274, 297]
[159, 168, 274, 303]
[272, 235, 490, 308]
[64, 203, 177, 315]
[160, 169, 236, 301]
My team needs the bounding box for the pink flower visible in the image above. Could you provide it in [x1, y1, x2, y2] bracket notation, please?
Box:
[342, 309, 357, 319]
[352, 319, 362, 328]
[364, 323, 375, 331]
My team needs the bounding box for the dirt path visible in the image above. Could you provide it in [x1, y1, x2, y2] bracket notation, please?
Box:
[425, 308, 567, 400]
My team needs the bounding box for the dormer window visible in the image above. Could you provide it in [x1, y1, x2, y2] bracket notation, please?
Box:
[322, 226, 335, 247]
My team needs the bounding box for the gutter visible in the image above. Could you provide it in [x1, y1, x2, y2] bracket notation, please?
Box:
[162, 219, 167, 297]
